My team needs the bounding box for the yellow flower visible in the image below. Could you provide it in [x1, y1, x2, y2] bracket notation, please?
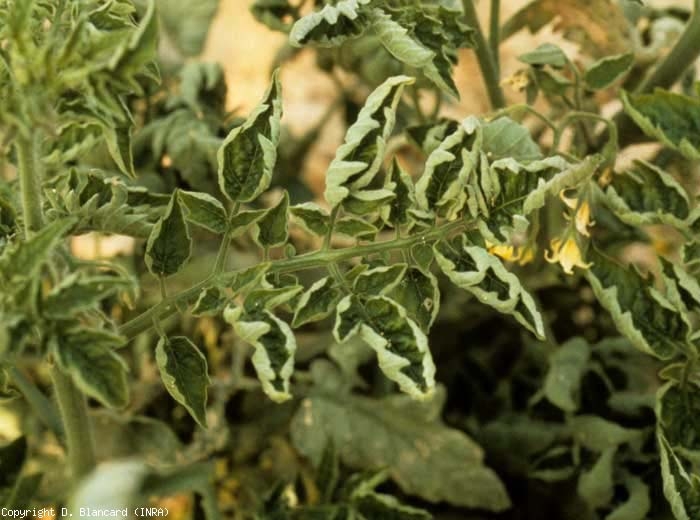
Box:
[559, 190, 594, 237]
[487, 242, 536, 266]
[545, 236, 593, 275]
[500, 70, 530, 92]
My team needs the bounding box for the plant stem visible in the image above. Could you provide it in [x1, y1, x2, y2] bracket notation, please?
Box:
[461, 0, 505, 109]
[119, 218, 472, 339]
[489, 0, 500, 74]
[605, 1, 700, 149]
[51, 366, 97, 480]
[9, 367, 64, 438]
[15, 135, 44, 234]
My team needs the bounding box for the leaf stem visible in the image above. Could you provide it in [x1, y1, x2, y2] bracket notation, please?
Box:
[119, 219, 472, 339]
[461, 0, 506, 109]
[50, 365, 97, 481]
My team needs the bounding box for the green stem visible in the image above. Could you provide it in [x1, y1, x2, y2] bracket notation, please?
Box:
[489, 0, 500, 74]
[51, 366, 96, 480]
[606, 1, 700, 149]
[119, 218, 471, 339]
[462, 0, 506, 109]
[15, 135, 44, 234]
[9, 367, 64, 439]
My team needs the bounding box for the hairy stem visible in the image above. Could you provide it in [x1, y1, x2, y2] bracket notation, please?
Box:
[51, 366, 97, 480]
[15, 135, 44, 234]
[462, 0, 505, 109]
[119, 218, 471, 339]
[9, 367, 64, 439]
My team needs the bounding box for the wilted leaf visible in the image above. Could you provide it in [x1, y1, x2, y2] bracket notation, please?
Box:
[253, 191, 290, 247]
[291, 389, 511, 511]
[584, 52, 634, 90]
[177, 190, 227, 234]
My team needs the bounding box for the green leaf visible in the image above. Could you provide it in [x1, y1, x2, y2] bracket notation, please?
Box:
[578, 447, 615, 508]
[52, 328, 129, 409]
[434, 237, 544, 338]
[603, 159, 690, 228]
[657, 381, 700, 453]
[406, 119, 460, 155]
[228, 209, 267, 238]
[253, 191, 290, 247]
[518, 43, 568, 68]
[353, 264, 407, 297]
[102, 125, 136, 179]
[333, 295, 436, 399]
[217, 69, 282, 202]
[222, 263, 272, 295]
[658, 430, 700, 520]
[415, 117, 481, 218]
[568, 415, 641, 452]
[156, 336, 210, 428]
[177, 190, 227, 234]
[158, 0, 219, 57]
[354, 492, 432, 519]
[42, 273, 133, 319]
[244, 284, 303, 313]
[606, 474, 650, 520]
[0, 217, 76, 283]
[584, 52, 634, 89]
[223, 306, 296, 402]
[343, 188, 395, 215]
[289, 0, 373, 47]
[381, 159, 416, 227]
[388, 267, 440, 331]
[191, 287, 228, 317]
[145, 192, 192, 277]
[585, 247, 690, 360]
[292, 277, 343, 328]
[621, 89, 700, 160]
[482, 116, 543, 162]
[335, 216, 378, 240]
[479, 154, 599, 243]
[290, 389, 511, 511]
[543, 337, 590, 412]
[324, 75, 414, 208]
[291, 202, 329, 236]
